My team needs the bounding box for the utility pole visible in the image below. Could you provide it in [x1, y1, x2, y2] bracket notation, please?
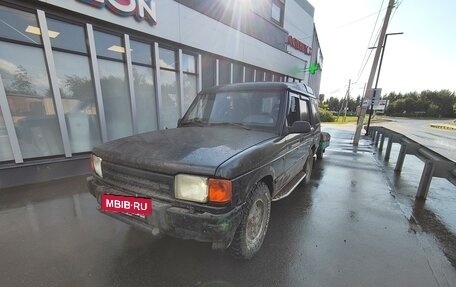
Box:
[364, 32, 403, 135]
[343, 79, 351, 122]
[353, 0, 395, 145]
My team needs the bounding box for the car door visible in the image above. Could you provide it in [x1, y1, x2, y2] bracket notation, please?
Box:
[283, 92, 312, 183]
[309, 98, 321, 146]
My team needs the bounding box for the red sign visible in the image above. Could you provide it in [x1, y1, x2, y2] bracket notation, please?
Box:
[288, 36, 312, 55]
[101, 194, 152, 215]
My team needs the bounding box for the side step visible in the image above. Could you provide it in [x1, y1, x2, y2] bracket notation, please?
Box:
[272, 170, 307, 201]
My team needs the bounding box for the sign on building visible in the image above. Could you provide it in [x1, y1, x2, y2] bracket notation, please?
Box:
[77, 0, 157, 25]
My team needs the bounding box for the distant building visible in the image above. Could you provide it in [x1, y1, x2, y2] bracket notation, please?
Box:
[0, 0, 323, 187]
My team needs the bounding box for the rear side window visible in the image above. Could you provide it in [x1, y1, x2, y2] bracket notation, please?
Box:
[299, 99, 310, 122]
[287, 95, 300, 126]
[311, 99, 320, 124]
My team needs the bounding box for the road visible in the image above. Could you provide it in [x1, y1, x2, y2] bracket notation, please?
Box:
[371, 117, 456, 161]
[1, 126, 455, 286]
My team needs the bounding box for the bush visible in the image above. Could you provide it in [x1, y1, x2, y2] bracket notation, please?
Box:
[319, 107, 335, 122]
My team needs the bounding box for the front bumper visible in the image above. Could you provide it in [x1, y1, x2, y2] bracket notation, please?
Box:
[87, 176, 243, 248]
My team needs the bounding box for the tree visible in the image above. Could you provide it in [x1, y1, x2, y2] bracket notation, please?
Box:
[324, 96, 340, 111]
[385, 89, 456, 117]
[9, 65, 36, 95]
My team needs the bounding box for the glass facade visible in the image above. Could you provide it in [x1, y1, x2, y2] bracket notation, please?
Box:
[48, 18, 102, 153]
[0, 3, 287, 165]
[0, 109, 14, 161]
[182, 53, 197, 112]
[158, 47, 179, 129]
[130, 40, 157, 133]
[0, 7, 65, 160]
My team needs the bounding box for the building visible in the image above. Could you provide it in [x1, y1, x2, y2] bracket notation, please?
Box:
[0, 0, 323, 188]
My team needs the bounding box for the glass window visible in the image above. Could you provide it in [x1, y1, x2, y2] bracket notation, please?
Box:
[232, 63, 243, 84]
[311, 100, 320, 124]
[53, 51, 101, 152]
[93, 30, 124, 60]
[130, 40, 152, 66]
[299, 99, 310, 122]
[201, 54, 215, 89]
[0, 6, 41, 45]
[287, 95, 300, 126]
[133, 65, 157, 133]
[159, 70, 179, 129]
[271, 3, 281, 23]
[98, 59, 132, 140]
[182, 53, 197, 113]
[47, 18, 87, 53]
[183, 73, 197, 112]
[182, 91, 282, 132]
[0, 42, 64, 158]
[245, 67, 254, 82]
[182, 53, 196, 73]
[0, 108, 14, 162]
[219, 60, 231, 85]
[158, 47, 176, 69]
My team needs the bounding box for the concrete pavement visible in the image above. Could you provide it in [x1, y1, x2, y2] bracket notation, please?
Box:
[0, 126, 455, 287]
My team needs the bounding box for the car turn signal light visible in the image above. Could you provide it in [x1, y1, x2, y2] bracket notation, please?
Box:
[208, 179, 232, 204]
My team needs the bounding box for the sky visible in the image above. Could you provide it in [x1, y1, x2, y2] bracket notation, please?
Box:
[307, 0, 456, 99]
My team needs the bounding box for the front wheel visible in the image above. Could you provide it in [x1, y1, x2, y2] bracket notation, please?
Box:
[228, 182, 271, 260]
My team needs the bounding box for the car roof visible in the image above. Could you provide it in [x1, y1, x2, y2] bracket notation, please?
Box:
[201, 82, 315, 98]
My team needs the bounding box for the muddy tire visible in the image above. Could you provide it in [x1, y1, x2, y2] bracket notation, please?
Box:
[304, 153, 314, 184]
[228, 182, 271, 260]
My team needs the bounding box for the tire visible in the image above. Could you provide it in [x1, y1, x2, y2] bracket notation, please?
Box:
[304, 153, 314, 184]
[316, 148, 323, 160]
[228, 182, 271, 260]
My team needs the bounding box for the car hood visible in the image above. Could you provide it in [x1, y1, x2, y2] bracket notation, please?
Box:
[93, 127, 277, 176]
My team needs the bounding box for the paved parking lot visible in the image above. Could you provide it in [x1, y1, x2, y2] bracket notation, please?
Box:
[1, 126, 455, 287]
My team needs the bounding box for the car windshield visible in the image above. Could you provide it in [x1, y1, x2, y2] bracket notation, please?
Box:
[181, 91, 283, 131]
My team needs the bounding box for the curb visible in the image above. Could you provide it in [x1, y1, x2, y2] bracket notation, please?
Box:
[429, 124, 456, 130]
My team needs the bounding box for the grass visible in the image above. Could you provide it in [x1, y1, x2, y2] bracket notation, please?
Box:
[331, 116, 358, 124]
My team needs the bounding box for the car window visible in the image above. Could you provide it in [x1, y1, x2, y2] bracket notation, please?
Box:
[299, 99, 310, 122]
[311, 99, 320, 124]
[182, 91, 283, 131]
[287, 94, 300, 126]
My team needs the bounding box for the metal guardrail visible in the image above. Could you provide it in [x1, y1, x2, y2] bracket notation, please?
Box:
[369, 126, 456, 200]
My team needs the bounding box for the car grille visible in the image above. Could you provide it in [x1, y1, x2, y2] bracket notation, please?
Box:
[101, 161, 173, 200]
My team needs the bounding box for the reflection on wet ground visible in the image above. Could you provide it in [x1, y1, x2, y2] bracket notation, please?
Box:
[0, 126, 455, 286]
[375, 135, 456, 268]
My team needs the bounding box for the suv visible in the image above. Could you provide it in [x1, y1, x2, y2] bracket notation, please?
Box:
[87, 82, 322, 259]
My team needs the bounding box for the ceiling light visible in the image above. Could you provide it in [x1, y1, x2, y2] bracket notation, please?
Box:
[25, 25, 60, 38]
[108, 45, 126, 53]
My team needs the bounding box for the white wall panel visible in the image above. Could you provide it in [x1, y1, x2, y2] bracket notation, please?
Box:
[39, 0, 307, 79]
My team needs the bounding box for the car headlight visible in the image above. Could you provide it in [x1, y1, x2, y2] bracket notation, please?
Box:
[91, 155, 103, 178]
[175, 174, 208, 203]
[175, 174, 233, 204]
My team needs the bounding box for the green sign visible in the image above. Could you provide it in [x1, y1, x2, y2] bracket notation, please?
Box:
[308, 63, 320, 74]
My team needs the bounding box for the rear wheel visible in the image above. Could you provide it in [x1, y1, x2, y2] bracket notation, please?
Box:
[228, 182, 271, 260]
[316, 148, 323, 160]
[304, 153, 314, 184]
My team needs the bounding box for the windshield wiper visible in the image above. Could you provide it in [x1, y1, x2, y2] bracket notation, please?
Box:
[180, 118, 207, 127]
[209, 122, 251, 130]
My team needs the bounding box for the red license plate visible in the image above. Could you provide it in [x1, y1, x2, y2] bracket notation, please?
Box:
[101, 194, 152, 216]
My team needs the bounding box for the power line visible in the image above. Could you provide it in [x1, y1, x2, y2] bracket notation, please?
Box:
[355, 0, 386, 82]
[356, 0, 403, 85]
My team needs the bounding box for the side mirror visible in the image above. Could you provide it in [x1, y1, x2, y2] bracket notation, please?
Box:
[288, 121, 312, 134]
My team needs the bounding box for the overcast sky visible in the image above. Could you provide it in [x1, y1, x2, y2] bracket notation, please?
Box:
[307, 0, 456, 99]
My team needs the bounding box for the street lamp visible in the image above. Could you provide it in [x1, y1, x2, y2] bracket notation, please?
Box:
[365, 32, 404, 135]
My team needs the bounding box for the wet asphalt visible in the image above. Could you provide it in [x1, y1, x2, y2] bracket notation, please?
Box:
[0, 126, 455, 287]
